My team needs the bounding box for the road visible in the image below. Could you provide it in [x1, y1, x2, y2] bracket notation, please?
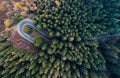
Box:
[17, 18, 48, 43]
[89, 33, 120, 41]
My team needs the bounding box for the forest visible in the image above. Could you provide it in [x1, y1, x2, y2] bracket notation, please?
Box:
[0, 0, 120, 78]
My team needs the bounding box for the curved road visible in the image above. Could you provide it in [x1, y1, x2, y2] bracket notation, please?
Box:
[89, 33, 120, 41]
[17, 18, 48, 43]
[18, 19, 120, 43]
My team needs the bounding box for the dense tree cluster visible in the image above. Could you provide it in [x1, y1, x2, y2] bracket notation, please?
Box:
[33, 0, 120, 77]
[0, 0, 120, 78]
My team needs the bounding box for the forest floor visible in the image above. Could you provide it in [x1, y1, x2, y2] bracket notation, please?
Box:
[0, 0, 38, 53]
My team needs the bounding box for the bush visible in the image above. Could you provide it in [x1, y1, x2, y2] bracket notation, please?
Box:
[34, 37, 44, 47]
[23, 26, 33, 34]
[11, 15, 24, 24]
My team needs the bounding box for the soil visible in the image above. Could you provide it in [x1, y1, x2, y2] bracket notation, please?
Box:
[10, 27, 38, 53]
